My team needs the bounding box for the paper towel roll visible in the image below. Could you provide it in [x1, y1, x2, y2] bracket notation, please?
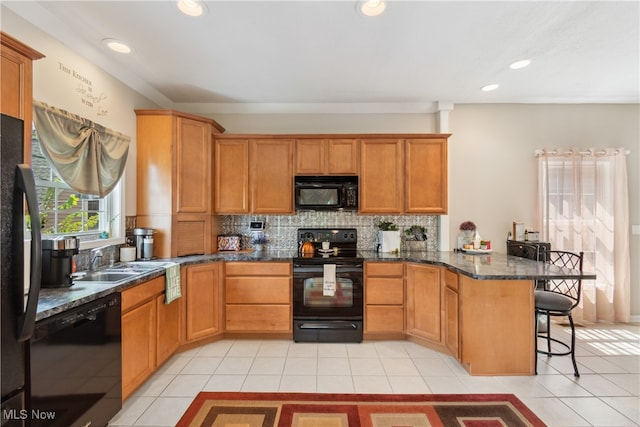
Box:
[120, 247, 136, 262]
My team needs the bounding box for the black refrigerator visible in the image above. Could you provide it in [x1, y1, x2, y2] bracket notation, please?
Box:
[1, 114, 42, 426]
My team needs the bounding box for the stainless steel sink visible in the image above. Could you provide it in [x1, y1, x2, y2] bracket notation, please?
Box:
[73, 271, 141, 283]
[106, 261, 172, 273]
[72, 261, 174, 284]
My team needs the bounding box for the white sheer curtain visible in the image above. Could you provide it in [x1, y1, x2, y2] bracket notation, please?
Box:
[537, 148, 631, 323]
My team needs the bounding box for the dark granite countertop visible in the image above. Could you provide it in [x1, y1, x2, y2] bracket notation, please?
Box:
[359, 250, 596, 281]
[36, 250, 594, 322]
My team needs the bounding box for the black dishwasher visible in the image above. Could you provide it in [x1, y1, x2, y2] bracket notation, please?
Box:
[28, 294, 121, 427]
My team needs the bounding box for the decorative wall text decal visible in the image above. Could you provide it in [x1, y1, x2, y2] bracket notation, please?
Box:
[58, 61, 109, 116]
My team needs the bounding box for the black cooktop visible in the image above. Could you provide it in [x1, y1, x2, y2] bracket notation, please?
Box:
[293, 228, 362, 264]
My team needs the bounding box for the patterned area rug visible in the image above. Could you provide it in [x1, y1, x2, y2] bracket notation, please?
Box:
[176, 392, 546, 427]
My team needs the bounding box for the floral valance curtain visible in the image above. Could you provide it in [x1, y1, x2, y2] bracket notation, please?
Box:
[33, 100, 130, 197]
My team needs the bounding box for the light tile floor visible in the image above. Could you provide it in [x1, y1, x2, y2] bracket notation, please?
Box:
[109, 322, 640, 426]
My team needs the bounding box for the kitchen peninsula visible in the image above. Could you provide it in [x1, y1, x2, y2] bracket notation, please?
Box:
[36, 251, 594, 390]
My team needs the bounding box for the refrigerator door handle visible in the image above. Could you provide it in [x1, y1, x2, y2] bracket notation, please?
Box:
[15, 165, 42, 342]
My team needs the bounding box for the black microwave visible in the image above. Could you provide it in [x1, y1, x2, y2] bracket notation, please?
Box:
[295, 176, 358, 211]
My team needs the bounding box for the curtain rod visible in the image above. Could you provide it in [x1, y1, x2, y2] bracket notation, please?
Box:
[534, 148, 631, 157]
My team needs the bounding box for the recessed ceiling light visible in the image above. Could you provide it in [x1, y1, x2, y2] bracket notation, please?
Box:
[359, 0, 386, 17]
[102, 38, 132, 54]
[178, 0, 206, 17]
[481, 84, 499, 92]
[510, 59, 531, 70]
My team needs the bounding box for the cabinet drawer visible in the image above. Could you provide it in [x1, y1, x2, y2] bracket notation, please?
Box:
[225, 277, 291, 304]
[365, 262, 404, 277]
[226, 305, 291, 332]
[444, 268, 459, 291]
[365, 306, 404, 332]
[225, 262, 291, 276]
[366, 277, 404, 305]
[121, 276, 165, 312]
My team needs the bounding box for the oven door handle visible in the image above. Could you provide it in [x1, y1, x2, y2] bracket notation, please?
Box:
[293, 264, 363, 272]
[298, 322, 358, 330]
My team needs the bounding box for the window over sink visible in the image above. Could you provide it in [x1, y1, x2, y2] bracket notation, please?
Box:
[30, 125, 123, 245]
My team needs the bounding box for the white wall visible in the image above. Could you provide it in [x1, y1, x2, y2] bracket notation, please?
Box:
[1, 7, 160, 218]
[449, 104, 640, 320]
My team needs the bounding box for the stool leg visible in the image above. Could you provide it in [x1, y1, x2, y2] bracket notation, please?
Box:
[568, 313, 580, 377]
[545, 312, 552, 354]
[534, 310, 539, 375]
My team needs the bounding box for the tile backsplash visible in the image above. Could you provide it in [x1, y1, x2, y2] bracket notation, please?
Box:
[219, 212, 439, 251]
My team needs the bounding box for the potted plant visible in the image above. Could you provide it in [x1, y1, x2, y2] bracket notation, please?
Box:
[404, 225, 427, 252]
[251, 235, 269, 252]
[376, 220, 400, 253]
[459, 220, 477, 246]
[459, 220, 476, 234]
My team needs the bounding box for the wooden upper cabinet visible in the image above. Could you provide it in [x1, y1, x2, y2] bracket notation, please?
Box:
[135, 110, 224, 257]
[327, 139, 358, 174]
[214, 139, 249, 213]
[359, 139, 404, 213]
[212, 133, 447, 216]
[250, 139, 294, 214]
[405, 138, 448, 214]
[176, 117, 211, 213]
[295, 138, 358, 175]
[0, 32, 44, 162]
[295, 139, 325, 174]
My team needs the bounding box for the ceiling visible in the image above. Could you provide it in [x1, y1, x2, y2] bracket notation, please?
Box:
[4, 1, 639, 114]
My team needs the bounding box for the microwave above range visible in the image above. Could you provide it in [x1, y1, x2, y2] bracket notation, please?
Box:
[295, 176, 358, 211]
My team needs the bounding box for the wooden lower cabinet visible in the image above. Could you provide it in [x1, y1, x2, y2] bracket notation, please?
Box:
[406, 263, 441, 342]
[225, 262, 292, 333]
[185, 262, 223, 342]
[364, 262, 404, 336]
[226, 305, 291, 332]
[459, 275, 535, 375]
[443, 269, 460, 360]
[122, 300, 155, 400]
[156, 293, 181, 366]
[121, 277, 165, 400]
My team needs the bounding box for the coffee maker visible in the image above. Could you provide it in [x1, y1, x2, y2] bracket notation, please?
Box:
[132, 228, 154, 260]
[41, 236, 79, 288]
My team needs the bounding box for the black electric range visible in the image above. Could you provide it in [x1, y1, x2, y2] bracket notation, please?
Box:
[292, 228, 364, 342]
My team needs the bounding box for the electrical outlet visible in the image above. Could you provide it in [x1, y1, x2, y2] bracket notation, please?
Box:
[632, 225, 640, 235]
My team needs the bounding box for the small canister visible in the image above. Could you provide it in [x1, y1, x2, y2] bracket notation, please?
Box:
[120, 246, 136, 262]
[142, 236, 154, 260]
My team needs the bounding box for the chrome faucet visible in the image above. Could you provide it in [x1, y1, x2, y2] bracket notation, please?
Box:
[90, 245, 110, 271]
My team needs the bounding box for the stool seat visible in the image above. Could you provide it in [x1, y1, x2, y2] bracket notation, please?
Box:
[535, 290, 573, 312]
